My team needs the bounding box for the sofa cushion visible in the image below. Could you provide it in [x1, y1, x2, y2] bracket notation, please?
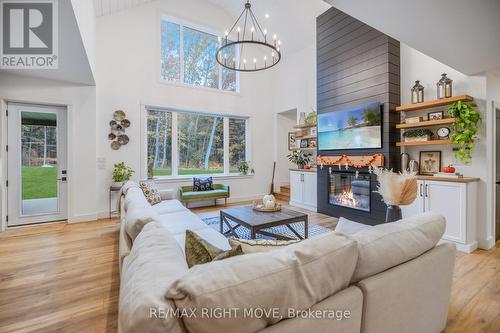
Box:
[119, 222, 188, 333]
[166, 232, 358, 333]
[345, 212, 446, 282]
[156, 210, 208, 235]
[335, 217, 372, 235]
[124, 206, 160, 241]
[228, 238, 301, 254]
[123, 186, 150, 211]
[181, 189, 229, 200]
[185, 230, 243, 268]
[151, 199, 185, 215]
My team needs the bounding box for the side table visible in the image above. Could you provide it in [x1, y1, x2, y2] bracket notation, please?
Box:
[109, 186, 122, 219]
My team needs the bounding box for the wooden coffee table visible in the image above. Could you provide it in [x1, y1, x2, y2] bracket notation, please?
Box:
[220, 205, 309, 240]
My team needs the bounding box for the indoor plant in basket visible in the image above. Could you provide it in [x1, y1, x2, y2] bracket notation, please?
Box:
[287, 151, 312, 169]
[403, 128, 433, 142]
[112, 162, 134, 187]
[373, 167, 418, 222]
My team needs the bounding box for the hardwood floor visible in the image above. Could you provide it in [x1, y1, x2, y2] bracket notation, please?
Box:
[0, 201, 498, 333]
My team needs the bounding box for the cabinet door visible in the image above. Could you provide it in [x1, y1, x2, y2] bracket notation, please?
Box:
[302, 172, 317, 208]
[424, 181, 466, 243]
[289, 172, 303, 203]
[401, 180, 425, 218]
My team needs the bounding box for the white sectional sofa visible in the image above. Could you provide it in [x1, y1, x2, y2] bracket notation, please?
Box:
[118, 183, 456, 333]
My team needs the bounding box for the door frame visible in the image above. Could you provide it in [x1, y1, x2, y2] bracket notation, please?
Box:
[7, 102, 68, 226]
[0, 98, 73, 232]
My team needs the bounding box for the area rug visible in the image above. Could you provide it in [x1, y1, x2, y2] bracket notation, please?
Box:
[202, 216, 332, 240]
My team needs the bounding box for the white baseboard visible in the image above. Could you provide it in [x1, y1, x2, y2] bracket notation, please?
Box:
[478, 236, 496, 250]
[68, 213, 98, 223]
[439, 239, 478, 253]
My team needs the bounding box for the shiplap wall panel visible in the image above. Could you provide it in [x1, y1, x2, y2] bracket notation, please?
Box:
[316, 6, 401, 225]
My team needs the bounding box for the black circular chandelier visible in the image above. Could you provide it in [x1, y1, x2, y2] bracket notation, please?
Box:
[216, 1, 282, 72]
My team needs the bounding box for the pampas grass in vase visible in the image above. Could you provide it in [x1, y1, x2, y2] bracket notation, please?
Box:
[372, 167, 418, 222]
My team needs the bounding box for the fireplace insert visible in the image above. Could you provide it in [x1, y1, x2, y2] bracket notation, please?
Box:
[328, 171, 371, 212]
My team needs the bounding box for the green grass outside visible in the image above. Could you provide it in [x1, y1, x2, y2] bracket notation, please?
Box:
[154, 168, 240, 177]
[22, 166, 57, 200]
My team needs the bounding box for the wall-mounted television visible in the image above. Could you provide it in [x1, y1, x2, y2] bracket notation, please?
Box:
[318, 102, 382, 150]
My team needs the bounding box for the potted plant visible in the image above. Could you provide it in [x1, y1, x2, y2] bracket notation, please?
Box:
[237, 161, 250, 175]
[403, 128, 433, 142]
[447, 101, 481, 164]
[112, 162, 134, 187]
[287, 151, 312, 169]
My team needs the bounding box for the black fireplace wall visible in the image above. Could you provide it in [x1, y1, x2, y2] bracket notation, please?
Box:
[316, 7, 401, 225]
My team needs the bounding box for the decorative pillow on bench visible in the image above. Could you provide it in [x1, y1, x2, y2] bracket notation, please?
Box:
[193, 177, 213, 192]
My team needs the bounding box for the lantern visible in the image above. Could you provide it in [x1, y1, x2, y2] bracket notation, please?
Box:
[411, 80, 424, 104]
[437, 73, 452, 99]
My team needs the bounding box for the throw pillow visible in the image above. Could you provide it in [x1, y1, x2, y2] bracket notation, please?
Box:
[229, 238, 301, 254]
[139, 181, 162, 205]
[192, 177, 213, 192]
[185, 230, 242, 268]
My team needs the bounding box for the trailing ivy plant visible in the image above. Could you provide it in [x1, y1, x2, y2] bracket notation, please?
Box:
[447, 100, 481, 164]
[403, 128, 433, 138]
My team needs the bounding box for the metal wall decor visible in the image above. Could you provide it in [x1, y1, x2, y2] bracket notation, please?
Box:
[109, 110, 130, 150]
[216, 0, 282, 72]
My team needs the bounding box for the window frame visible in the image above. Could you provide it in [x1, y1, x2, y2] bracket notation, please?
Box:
[142, 105, 250, 180]
[159, 14, 240, 93]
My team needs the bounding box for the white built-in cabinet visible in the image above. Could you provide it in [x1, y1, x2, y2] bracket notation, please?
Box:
[401, 179, 478, 253]
[289, 170, 317, 211]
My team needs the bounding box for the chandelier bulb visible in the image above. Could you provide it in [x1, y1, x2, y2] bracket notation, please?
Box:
[263, 29, 267, 35]
[253, 58, 257, 63]
[237, 27, 241, 32]
[224, 30, 229, 36]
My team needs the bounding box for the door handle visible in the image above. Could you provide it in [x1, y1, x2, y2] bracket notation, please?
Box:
[419, 184, 423, 197]
[496, 181, 500, 185]
[425, 184, 429, 197]
[58, 177, 67, 182]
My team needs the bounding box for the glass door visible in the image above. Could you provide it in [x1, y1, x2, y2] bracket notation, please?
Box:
[7, 103, 67, 226]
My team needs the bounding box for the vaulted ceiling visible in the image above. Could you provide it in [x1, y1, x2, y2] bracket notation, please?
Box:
[94, 0, 330, 54]
[325, 0, 500, 75]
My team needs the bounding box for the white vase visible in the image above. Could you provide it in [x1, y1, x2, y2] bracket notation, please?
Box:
[113, 181, 123, 188]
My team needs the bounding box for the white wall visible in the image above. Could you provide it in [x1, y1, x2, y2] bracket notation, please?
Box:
[0, 73, 98, 225]
[71, 0, 97, 75]
[400, 43, 492, 249]
[275, 110, 296, 188]
[95, 0, 275, 215]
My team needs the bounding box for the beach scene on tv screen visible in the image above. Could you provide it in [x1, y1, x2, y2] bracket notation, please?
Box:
[318, 102, 381, 150]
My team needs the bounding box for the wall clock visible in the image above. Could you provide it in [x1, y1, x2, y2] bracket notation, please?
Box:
[437, 127, 450, 140]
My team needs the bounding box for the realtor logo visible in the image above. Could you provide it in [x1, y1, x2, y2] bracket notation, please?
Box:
[1, 0, 58, 69]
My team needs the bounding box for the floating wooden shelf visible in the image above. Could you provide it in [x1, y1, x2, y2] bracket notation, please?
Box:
[291, 147, 317, 151]
[396, 118, 456, 129]
[295, 135, 317, 140]
[293, 124, 316, 129]
[396, 95, 473, 112]
[396, 139, 452, 147]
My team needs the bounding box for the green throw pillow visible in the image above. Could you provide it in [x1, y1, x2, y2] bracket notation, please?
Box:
[185, 230, 242, 268]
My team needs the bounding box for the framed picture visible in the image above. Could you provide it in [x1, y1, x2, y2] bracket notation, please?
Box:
[300, 140, 309, 148]
[288, 132, 296, 151]
[419, 151, 441, 175]
[310, 127, 317, 136]
[427, 111, 444, 121]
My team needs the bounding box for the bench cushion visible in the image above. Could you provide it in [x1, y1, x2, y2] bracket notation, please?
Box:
[181, 189, 229, 201]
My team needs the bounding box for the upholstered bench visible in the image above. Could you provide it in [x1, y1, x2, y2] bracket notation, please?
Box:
[179, 184, 230, 208]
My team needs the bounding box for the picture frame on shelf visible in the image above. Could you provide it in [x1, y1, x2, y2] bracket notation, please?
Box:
[427, 111, 444, 121]
[309, 139, 317, 148]
[419, 151, 442, 175]
[309, 127, 317, 136]
[288, 132, 298, 150]
[300, 139, 309, 149]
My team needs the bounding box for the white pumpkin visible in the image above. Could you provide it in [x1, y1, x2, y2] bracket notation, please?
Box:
[264, 200, 276, 209]
[263, 194, 272, 205]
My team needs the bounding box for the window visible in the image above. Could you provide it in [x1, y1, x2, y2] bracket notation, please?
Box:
[178, 113, 224, 175]
[146, 108, 249, 178]
[160, 17, 238, 92]
[229, 118, 246, 172]
[147, 110, 172, 176]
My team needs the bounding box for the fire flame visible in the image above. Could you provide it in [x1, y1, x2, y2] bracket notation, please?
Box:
[333, 190, 360, 208]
